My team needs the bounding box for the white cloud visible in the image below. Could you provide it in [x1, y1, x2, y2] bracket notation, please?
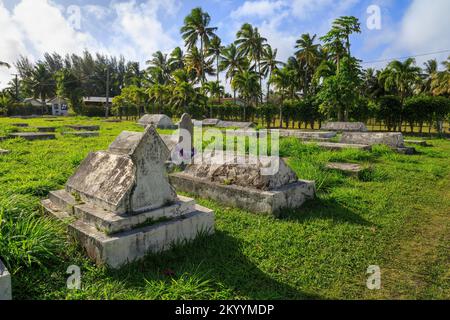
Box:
[0, 0, 100, 88]
[379, 0, 450, 68]
[231, 0, 287, 18]
[291, 0, 360, 19]
[109, 0, 181, 61]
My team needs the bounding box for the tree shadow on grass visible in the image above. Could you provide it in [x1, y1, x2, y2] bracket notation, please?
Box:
[279, 197, 375, 227]
[106, 231, 321, 300]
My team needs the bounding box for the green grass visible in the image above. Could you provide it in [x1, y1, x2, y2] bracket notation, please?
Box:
[0, 116, 449, 300]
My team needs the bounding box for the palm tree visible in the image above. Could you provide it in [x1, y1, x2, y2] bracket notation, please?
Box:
[235, 23, 267, 103]
[27, 63, 55, 115]
[0, 61, 11, 68]
[168, 47, 185, 72]
[379, 58, 421, 103]
[185, 46, 213, 83]
[295, 33, 320, 97]
[180, 7, 217, 84]
[270, 67, 292, 127]
[171, 81, 197, 113]
[207, 36, 224, 100]
[147, 83, 168, 113]
[260, 45, 283, 101]
[422, 59, 438, 94]
[431, 56, 450, 96]
[232, 70, 261, 120]
[219, 44, 248, 103]
[146, 51, 170, 84]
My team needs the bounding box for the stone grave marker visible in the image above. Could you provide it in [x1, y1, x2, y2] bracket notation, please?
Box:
[62, 131, 100, 138]
[11, 123, 28, 127]
[306, 141, 372, 151]
[138, 114, 176, 129]
[8, 132, 56, 141]
[42, 126, 214, 268]
[0, 259, 12, 300]
[325, 162, 364, 175]
[321, 122, 368, 132]
[216, 121, 255, 129]
[0, 149, 10, 155]
[67, 125, 100, 131]
[278, 129, 337, 140]
[340, 132, 415, 154]
[37, 127, 56, 132]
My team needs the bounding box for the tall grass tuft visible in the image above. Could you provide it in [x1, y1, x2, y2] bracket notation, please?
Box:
[0, 195, 66, 271]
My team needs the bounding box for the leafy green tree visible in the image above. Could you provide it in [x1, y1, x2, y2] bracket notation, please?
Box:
[431, 56, 450, 97]
[168, 47, 185, 72]
[207, 36, 224, 86]
[25, 63, 55, 114]
[55, 68, 83, 114]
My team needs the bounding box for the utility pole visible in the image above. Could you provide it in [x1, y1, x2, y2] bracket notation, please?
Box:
[105, 68, 110, 118]
[11, 74, 19, 101]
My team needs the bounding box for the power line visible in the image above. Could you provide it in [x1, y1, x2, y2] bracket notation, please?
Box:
[362, 49, 450, 65]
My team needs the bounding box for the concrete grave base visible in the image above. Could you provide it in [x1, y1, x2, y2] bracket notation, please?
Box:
[326, 162, 363, 175]
[0, 259, 12, 300]
[0, 149, 10, 155]
[37, 127, 56, 132]
[170, 172, 315, 216]
[404, 139, 430, 147]
[8, 132, 56, 141]
[307, 141, 372, 151]
[278, 130, 337, 139]
[67, 125, 100, 131]
[12, 123, 28, 127]
[42, 193, 214, 268]
[62, 131, 100, 137]
[396, 147, 416, 155]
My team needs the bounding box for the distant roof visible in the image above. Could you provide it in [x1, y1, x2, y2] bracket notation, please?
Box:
[83, 97, 114, 103]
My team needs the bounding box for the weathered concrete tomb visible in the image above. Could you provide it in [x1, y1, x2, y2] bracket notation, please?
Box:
[8, 132, 56, 141]
[11, 123, 28, 127]
[193, 118, 220, 127]
[216, 121, 255, 129]
[138, 114, 176, 129]
[170, 151, 315, 215]
[0, 259, 12, 300]
[307, 141, 372, 151]
[278, 129, 337, 140]
[340, 132, 415, 154]
[325, 162, 363, 175]
[405, 139, 430, 147]
[321, 122, 368, 132]
[37, 127, 56, 132]
[62, 131, 100, 138]
[42, 126, 214, 268]
[67, 125, 100, 131]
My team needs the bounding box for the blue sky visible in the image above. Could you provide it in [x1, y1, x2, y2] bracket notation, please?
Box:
[1, 0, 449, 87]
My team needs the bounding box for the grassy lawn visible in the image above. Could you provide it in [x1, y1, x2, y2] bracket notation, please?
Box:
[0, 117, 449, 300]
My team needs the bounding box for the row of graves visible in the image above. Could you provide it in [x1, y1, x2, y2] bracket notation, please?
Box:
[0, 115, 429, 299]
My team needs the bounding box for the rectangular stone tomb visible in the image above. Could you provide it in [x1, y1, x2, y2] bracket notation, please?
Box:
[0, 149, 10, 155]
[62, 131, 100, 137]
[340, 132, 415, 154]
[170, 151, 315, 215]
[42, 126, 214, 268]
[325, 162, 363, 175]
[321, 122, 368, 132]
[306, 141, 372, 151]
[138, 114, 176, 129]
[216, 121, 255, 129]
[8, 132, 56, 141]
[67, 125, 100, 131]
[0, 259, 12, 300]
[278, 129, 337, 139]
[37, 127, 56, 132]
[404, 139, 430, 147]
[11, 123, 28, 127]
[193, 118, 220, 126]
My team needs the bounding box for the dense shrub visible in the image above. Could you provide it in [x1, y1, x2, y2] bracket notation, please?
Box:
[374, 95, 402, 131]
